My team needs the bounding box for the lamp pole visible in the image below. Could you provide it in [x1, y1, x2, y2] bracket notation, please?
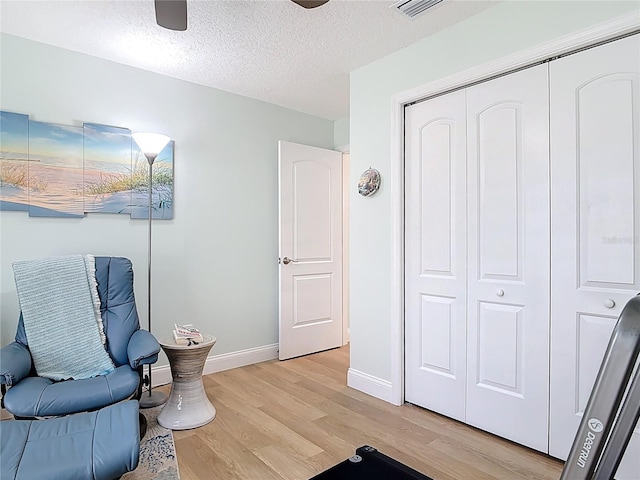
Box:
[132, 133, 170, 409]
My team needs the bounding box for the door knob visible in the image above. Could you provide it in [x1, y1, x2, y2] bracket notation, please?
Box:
[604, 299, 616, 309]
[282, 257, 298, 265]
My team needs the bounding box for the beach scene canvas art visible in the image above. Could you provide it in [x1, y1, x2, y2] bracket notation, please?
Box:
[28, 120, 84, 218]
[0, 110, 174, 220]
[130, 141, 174, 220]
[0, 111, 30, 211]
[83, 123, 133, 214]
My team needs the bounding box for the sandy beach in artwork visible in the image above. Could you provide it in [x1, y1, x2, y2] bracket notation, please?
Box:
[1, 161, 85, 216]
[83, 163, 173, 219]
[83, 166, 134, 215]
[1, 159, 173, 218]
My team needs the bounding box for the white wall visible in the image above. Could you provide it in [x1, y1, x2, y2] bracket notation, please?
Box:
[349, 1, 639, 392]
[0, 34, 334, 369]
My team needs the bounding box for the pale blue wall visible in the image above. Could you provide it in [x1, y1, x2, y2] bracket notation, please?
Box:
[0, 34, 334, 368]
[349, 1, 639, 383]
[333, 116, 349, 149]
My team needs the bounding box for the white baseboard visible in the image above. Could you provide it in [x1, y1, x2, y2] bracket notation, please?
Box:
[347, 367, 394, 404]
[152, 343, 279, 387]
[152, 364, 173, 387]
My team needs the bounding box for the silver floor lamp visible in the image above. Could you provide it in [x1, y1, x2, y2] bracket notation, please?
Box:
[132, 132, 170, 409]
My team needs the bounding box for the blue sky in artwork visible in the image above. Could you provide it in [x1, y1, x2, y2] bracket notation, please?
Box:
[0, 111, 29, 157]
[29, 120, 83, 164]
[84, 123, 132, 165]
[3, 112, 172, 170]
[156, 141, 173, 167]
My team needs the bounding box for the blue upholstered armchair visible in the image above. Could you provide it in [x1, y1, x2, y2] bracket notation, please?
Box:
[0, 256, 160, 418]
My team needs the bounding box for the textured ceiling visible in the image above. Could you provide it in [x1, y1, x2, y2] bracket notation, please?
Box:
[0, 0, 498, 120]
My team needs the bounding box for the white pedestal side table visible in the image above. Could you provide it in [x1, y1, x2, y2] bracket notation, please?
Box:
[157, 335, 217, 430]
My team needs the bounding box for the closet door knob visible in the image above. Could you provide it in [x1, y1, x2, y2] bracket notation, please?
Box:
[496, 289, 505, 297]
[604, 299, 615, 309]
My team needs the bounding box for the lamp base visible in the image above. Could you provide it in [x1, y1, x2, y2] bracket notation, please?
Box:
[139, 389, 168, 409]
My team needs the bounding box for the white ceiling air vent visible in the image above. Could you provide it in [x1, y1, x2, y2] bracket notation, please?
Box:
[391, 0, 444, 19]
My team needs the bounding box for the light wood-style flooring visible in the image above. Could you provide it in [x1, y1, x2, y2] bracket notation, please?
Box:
[168, 345, 563, 479]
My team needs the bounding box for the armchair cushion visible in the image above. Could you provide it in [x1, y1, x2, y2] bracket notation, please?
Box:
[0, 342, 31, 387]
[96, 256, 141, 366]
[3, 365, 139, 418]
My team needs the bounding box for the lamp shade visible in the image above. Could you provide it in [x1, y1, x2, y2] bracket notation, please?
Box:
[132, 132, 171, 157]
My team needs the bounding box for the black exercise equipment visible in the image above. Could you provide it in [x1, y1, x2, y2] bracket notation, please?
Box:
[310, 445, 433, 480]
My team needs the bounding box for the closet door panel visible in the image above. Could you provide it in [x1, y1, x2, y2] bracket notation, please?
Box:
[405, 90, 467, 421]
[549, 34, 640, 479]
[476, 302, 523, 394]
[477, 106, 521, 278]
[580, 76, 636, 286]
[466, 63, 550, 453]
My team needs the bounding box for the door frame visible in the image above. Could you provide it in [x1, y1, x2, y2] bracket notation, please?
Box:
[387, 13, 640, 407]
[337, 145, 351, 346]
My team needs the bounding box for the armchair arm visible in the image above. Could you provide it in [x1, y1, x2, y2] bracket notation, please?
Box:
[0, 341, 32, 386]
[127, 330, 160, 369]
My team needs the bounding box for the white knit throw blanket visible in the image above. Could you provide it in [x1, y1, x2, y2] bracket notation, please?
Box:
[12, 255, 115, 381]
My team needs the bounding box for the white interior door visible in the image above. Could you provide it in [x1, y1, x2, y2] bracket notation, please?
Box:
[278, 141, 343, 360]
[549, 34, 640, 479]
[465, 63, 550, 453]
[405, 90, 468, 422]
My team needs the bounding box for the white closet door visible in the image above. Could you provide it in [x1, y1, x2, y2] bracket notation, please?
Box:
[549, 34, 640, 479]
[466, 63, 550, 452]
[405, 90, 468, 421]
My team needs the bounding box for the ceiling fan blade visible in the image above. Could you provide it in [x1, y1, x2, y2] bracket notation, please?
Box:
[291, 0, 330, 9]
[154, 0, 187, 31]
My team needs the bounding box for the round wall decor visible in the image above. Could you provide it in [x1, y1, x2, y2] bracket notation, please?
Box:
[358, 168, 381, 197]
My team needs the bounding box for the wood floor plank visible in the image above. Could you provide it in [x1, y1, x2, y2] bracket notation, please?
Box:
[253, 445, 325, 480]
[428, 438, 537, 480]
[206, 384, 325, 460]
[258, 402, 353, 460]
[219, 365, 327, 421]
[204, 394, 278, 451]
[171, 345, 563, 479]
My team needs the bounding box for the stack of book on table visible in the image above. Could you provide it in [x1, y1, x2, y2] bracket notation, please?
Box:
[173, 323, 203, 345]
